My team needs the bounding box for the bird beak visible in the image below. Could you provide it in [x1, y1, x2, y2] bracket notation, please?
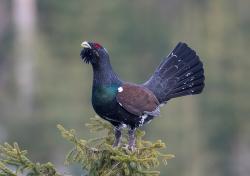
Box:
[81, 41, 91, 49]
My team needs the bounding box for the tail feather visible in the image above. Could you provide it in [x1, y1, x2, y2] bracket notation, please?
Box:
[158, 44, 195, 75]
[169, 76, 205, 96]
[176, 70, 204, 89]
[167, 84, 204, 99]
[143, 42, 205, 103]
[176, 57, 201, 77]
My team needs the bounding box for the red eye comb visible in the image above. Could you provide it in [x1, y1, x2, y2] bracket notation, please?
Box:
[93, 43, 102, 49]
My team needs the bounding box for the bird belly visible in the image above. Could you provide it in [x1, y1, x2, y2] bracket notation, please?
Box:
[93, 101, 154, 128]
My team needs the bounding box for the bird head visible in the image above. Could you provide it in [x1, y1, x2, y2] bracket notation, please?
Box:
[80, 41, 107, 65]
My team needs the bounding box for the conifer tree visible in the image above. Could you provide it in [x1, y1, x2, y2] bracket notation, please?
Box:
[0, 116, 174, 176]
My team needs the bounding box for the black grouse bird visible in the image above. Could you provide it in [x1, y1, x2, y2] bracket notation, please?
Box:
[80, 41, 205, 150]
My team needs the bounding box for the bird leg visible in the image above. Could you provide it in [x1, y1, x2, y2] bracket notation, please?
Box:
[112, 127, 122, 147]
[128, 128, 136, 151]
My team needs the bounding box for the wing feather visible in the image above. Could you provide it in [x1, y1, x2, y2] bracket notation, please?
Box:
[116, 83, 160, 116]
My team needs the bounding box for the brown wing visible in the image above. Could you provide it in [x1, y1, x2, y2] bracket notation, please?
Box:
[116, 83, 160, 116]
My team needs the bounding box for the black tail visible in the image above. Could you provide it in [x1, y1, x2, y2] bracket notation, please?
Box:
[143, 42, 205, 103]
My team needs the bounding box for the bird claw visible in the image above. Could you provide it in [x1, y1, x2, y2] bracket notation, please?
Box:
[122, 144, 129, 150]
[129, 145, 135, 152]
[122, 144, 136, 152]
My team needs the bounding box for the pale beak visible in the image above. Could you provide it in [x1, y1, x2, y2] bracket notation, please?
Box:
[81, 41, 91, 49]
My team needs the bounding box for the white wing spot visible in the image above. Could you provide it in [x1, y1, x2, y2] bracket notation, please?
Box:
[118, 87, 123, 92]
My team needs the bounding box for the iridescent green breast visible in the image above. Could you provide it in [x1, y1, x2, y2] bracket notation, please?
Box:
[92, 85, 119, 107]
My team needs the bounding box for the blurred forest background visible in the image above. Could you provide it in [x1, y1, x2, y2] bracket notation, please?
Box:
[0, 0, 250, 175]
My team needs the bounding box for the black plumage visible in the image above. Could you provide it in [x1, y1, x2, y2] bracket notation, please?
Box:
[80, 41, 205, 150]
[144, 42, 205, 103]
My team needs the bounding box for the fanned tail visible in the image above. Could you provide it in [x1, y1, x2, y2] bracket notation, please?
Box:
[143, 42, 205, 103]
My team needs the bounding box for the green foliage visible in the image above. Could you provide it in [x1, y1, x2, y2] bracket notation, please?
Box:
[0, 143, 61, 176]
[0, 116, 173, 176]
[58, 116, 174, 176]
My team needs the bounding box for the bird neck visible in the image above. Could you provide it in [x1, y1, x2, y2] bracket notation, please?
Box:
[92, 54, 121, 87]
[91, 56, 122, 108]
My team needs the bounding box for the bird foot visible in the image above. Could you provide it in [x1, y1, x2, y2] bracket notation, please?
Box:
[122, 144, 136, 152]
[128, 145, 135, 152]
[112, 141, 121, 148]
[128, 128, 136, 152]
[122, 144, 129, 150]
